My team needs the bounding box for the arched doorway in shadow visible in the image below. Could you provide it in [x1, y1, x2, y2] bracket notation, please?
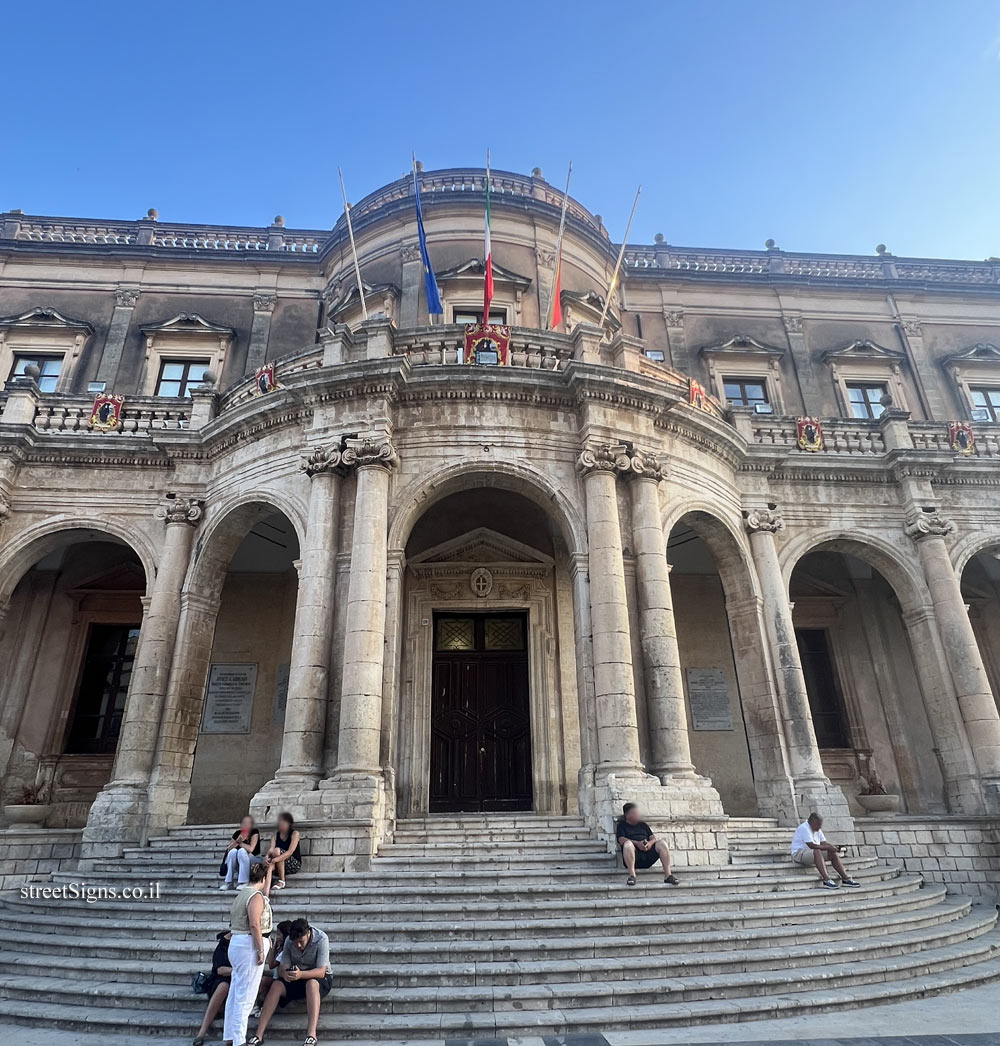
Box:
[0, 528, 148, 826]
[961, 545, 1000, 717]
[789, 545, 947, 814]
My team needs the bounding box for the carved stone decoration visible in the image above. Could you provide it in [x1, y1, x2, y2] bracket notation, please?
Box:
[153, 491, 204, 526]
[663, 309, 684, 328]
[535, 248, 555, 270]
[0, 491, 10, 526]
[783, 314, 804, 335]
[428, 581, 464, 600]
[624, 448, 666, 482]
[400, 244, 421, 263]
[301, 446, 344, 477]
[901, 319, 923, 338]
[342, 437, 399, 472]
[253, 293, 277, 313]
[904, 510, 955, 540]
[470, 567, 493, 598]
[115, 289, 139, 308]
[576, 443, 632, 477]
[743, 506, 785, 534]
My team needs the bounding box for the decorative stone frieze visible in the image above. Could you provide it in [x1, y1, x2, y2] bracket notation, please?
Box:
[904, 510, 954, 540]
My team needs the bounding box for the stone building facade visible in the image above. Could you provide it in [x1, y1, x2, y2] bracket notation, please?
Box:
[2, 168, 1000, 871]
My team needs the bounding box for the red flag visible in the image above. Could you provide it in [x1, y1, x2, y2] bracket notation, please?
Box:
[549, 255, 563, 330]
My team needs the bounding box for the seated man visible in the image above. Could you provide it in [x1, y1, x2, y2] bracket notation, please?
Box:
[791, 812, 861, 890]
[615, 802, 678, 887]
[248, 918, 332, 1046]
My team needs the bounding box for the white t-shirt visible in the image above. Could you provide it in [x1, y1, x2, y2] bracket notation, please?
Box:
[791, 822, 825, 856]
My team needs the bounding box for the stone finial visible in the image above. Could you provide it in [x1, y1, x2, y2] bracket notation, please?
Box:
[22, 363, 40, 380]
[414, 159, 424, 173]
[273, 215, 285, 227]
[154, 492, 203, 526]
[576, 443, 632, 477]
[765, 238, 777, 250]
[146, 208, 158, 221]
[198, 369, 218, 388]
[876, 244, 891, 256]
[342, 437, 398, 472]
[904, 508, 954, 540]
[531, 167, 544, 179]
[743, 504, 784, 534]
[654, 233, 665, 244]
[301, 446, 344, 477]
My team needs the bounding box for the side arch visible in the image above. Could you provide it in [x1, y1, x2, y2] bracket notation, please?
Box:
[0, 516, 157, 605]
[952, 528, 1000, 576]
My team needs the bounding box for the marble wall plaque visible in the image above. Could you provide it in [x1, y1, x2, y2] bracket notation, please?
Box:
[202, 663, 257, 734]
[686, 667, 733, 731]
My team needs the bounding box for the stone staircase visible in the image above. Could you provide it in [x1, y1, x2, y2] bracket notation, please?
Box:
[0, 814, 998, 1041]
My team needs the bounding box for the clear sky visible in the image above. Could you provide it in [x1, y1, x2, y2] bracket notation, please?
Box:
[4, 1, 1000, 259]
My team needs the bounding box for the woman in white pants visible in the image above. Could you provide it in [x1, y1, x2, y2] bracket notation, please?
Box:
[223, 862, 271, 1046]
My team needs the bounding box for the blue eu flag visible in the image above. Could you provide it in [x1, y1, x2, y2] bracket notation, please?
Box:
[414, 167, 443, 316]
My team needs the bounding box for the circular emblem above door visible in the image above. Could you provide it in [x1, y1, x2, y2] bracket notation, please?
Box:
[470, 567, 493, 598]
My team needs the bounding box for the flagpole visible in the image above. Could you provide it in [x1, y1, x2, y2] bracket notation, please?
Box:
[338, 166, 368, 321]
[543, 160, 573, 330]
[483, 148, 492, 320]
[598, 185, 641, 331]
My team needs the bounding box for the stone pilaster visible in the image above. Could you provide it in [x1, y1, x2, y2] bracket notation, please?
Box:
[251, 447, 343, 818]
[905, 510, 1000, 813]
[318, 436, 397, 827]
[245, 292, 277, 374]
[94, 288, 138, 388]
[743, 501, 854, 837]
[82, 492, 202, 859]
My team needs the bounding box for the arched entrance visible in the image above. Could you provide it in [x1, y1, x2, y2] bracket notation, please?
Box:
[962, 546, 1000, 715]
[788, 543, 947, 813]
[394, 484, 582, 818]
[0, 527, 149, 826]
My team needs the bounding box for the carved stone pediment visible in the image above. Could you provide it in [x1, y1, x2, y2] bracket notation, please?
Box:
[139, 313, 235, 338]
[942, 342, 1000, 367]
[821, 338, 905, 364]
[409, 527, 553, 569]
[435, 258, 532, 290]
[325, 282, 400, 319]
[0, 306, 93, 336]
[699, 334, 784, 361]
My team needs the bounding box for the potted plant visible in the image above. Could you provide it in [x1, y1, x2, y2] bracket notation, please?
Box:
[856, 766, 901, 814]
[3, 782, 53, 829]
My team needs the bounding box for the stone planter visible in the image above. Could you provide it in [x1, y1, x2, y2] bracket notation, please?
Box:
[856, 793, 902, 814]
[2, 804, 53, 829]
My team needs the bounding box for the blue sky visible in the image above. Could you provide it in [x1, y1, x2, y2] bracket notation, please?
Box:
[4, 2, 1000, 258]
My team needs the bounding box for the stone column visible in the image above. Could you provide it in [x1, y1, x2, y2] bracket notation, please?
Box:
[273, 447, 343, 785]
[626, 452, 696, 778]
[82, 492, 202, 858]
[570, 552, 599, 819]
[325, 436, 397, 809]
[576, 443, 644, 777]
[743, 502, 853, 833]
[905, 510, 1000, 812]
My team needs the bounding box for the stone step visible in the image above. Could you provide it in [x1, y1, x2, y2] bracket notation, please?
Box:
[375, 840, 607, 857]
[0, 900, 981, 988]
[0, 878, 944, 941]
[0, 928, 996, 1034]
[45, 856, 887, 895]
[3, 865, 903, 923]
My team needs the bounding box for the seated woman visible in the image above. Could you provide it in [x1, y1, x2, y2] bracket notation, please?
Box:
[219, 815, 265, 890]
[263, 811, 302, 891]
[193, 930, 232, 1046]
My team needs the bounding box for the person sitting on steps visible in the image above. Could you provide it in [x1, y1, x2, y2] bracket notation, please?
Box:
[247, 917, 332, 1046]
[263, 811, 302, 892]
[220, 814, 267, 891]
[192, 930, 232, 1046]
[616, 802, 678, 887]
[790, 811, 861, 890]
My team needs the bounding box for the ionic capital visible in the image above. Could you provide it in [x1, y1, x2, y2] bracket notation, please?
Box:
[624, 449, 667, 482]
[342, 437, 398, 472]
[742, 504, 784, 534]
[904, 509, 954, 541]
[154, 491, 204, 526]
[301, 446, 344, 477]
[576, 442, 632, 478]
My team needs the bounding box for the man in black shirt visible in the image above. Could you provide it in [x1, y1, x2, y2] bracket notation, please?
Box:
[615, 802, 679, 886]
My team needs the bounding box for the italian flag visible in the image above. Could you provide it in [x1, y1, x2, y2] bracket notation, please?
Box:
[549, 250, 563, 330]
[483, 158, 493, 321]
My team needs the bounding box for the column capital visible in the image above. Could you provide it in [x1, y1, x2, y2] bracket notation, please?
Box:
[301, 445, 345, 477]
[742, 503, 784, 534]
[624, 448, 666, 482]
[342, 436, 398, 472]
[904, 509, 954, 541]
[153, 492, 204, 527]
[114, 288, 139, 308]
[576, 442, 631, 478]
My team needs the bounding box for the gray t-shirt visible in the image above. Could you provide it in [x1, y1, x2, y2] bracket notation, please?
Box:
[283, 927, 329, 973]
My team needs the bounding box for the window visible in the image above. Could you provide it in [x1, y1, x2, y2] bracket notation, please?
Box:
[795, 628, 850, 749]
[722, 377, 769, 409]
[155, 359, 210, 397]
[846, 382, 887, 420]
[65, 624, 141, 754]
[453, 309, 507, 326]
[970, 386, 1000, 422]
[10, 353, 63, 393]
[435, 613, 526, 652]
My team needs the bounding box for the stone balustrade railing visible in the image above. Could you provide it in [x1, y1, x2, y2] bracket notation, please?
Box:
[751, 418, 887, 454]
[23, 396, 191, 434]
[391, 324, 574, 369]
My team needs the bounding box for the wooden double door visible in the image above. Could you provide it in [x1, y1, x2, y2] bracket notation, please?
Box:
[429, 612, 532, 812]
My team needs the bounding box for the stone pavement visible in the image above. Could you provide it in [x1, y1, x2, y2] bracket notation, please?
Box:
[6, 978, 999, 1046]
